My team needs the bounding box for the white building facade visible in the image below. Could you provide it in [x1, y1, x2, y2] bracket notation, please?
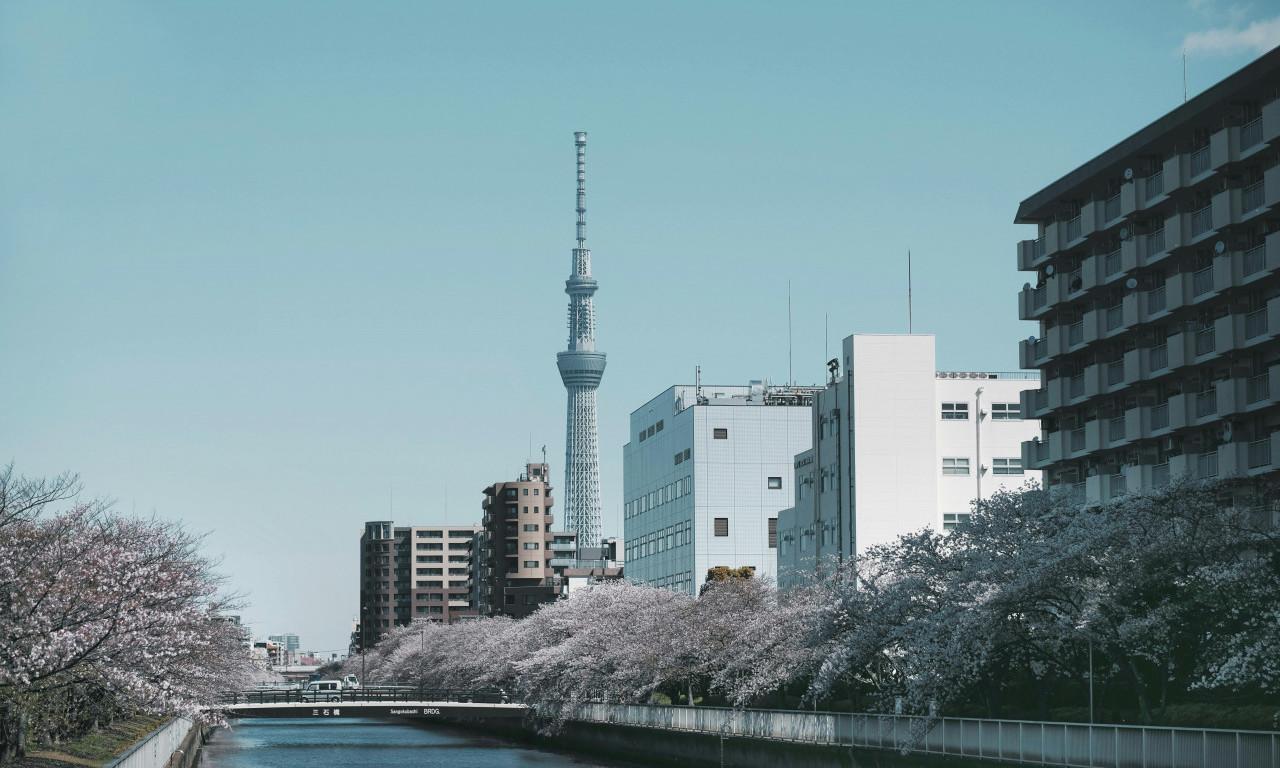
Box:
[622, 382, 818, 595]
[777, 335, 1041, 589]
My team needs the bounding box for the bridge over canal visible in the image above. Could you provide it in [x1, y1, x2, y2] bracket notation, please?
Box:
[218, 687, 525, 722]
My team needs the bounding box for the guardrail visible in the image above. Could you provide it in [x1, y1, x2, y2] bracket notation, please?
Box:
[575, 703, 1280, 768]
[219, 686, 510, 705]
[102, 716, 193, 768]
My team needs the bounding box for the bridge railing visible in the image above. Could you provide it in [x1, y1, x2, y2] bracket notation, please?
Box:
[219, 686, 510, 706]
[575, 703, 1280, 768]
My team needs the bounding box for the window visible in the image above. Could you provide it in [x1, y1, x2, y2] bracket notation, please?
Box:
[655, 419, 664, 432]
[416, 580, 442, 588]
[639, 430, 647, 442]
[941, 403, 969, 420]
[767, 476, 782, 489]
[647, 425, 655, 437]
[666, 526, 674, 549]
[534, 488, 539, 496]
[684, 448, 691, 461]
[523, 524, 540, 531]
[523, 488, 529, 496]
[523, 542, 540, 550]
[675, 452, 683, 465]
[713, 428, 728, 439]
[523, 560, 540, 569]
[416, 530, 442, 538]
[714, 517, 729, 536]
[768, 518, 778, 548]
[418, 568, 442, 575]
[993, 458, 1023, 475]
[942, 457, 970, 475]
[990, 403, 1022, 420]
[533, 506, 540, 513]
[506, 488, 517, 498]
[943, 512, 971, 531]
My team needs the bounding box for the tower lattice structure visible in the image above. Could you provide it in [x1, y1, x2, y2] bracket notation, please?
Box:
[556, 131, 606, 548]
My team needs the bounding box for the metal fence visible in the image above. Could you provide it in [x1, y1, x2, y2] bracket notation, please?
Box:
[102, 717, 193, 768]
[575, 704, 1280, 768]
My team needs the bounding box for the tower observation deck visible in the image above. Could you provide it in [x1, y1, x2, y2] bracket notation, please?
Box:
[556, 131, 605, 548]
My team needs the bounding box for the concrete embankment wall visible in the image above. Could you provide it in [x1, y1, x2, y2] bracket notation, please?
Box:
[103, 718, 208, 768]
[444, 716, 989, 768]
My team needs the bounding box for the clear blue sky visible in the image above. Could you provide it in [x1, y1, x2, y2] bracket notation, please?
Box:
[3, 1, 1277, 654]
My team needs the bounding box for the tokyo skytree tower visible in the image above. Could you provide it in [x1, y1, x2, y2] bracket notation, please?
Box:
[556, 131, 606, 548]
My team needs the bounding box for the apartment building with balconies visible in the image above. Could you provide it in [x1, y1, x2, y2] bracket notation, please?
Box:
[1017, 48, 1280, 502]
[479, 462, 579, 618]
[357, 521, 482, 651]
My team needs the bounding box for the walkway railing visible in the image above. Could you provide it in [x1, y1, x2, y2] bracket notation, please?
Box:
[574, 703, 1280, 768]
[102, 716, 193, 768]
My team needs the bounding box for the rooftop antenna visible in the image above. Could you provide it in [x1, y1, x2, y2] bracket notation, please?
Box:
[788, 280, 793, 386]
[908, 249, 913, 334]
[541, 444, 547, 466]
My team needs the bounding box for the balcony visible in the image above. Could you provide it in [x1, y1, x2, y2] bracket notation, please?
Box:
[1144, 171, 1164, 202]
[1195, 389, 1218, 419]
[1068, 322, 1084, 347]
[1249, 438, 1273, 470]
[1070, 429, 1085, 453]
[1192, 266, 1215, 296]
[1190, 145, 1212, 177]
[1106, 360, 1124, 387]
[1198, 451, 1219, 479]
[1243, 180, 1266, 215]
[548, 541, 577, 552]
[1018, 237, 1048, 270]
[1242, 116, 1264, 150]
[1103, 194, 1121, 222]
[1068, 375, 1084, 400]
[1194, 327, 1216, 357]
[1247, 373, 1270, 405]
[1152, 462, 1171, 487]
[1245, 308, 1268, 340]
[1150, 344, 1169, 373]
[1191, 206, 1214, 238]
[548, 557, 577, 567]
[1108, 416, 1126, 444]
[1104, 304, 1123, 333]
[1064, 216, 1082, 243]
[1150, 402, 1170, 431]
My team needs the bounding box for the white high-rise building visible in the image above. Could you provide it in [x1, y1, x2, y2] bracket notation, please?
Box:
[776, 334, 1042, 589]
[557, 132, 606, 548]
[622, 380, 819, 595]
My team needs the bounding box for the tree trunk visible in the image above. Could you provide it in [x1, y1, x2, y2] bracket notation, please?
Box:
[687, 681, 695, 707]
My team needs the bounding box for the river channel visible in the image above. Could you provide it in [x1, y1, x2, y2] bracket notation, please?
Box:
[201, 718, 634, 768]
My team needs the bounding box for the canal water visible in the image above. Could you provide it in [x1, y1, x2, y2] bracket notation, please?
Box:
[201, 718, 634, 768]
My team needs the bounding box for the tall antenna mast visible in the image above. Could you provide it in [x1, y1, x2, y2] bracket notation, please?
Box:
[788, 280, 793, 386]
[908, 249, 913, 334]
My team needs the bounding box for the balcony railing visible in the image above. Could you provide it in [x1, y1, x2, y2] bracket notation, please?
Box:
[1150, 402, 1170, 430]
[1249, 438, 1272, 469]
[1066, 269, 1083, 293]
[1150, 344, 1169, 371]
[1248, 373, 1270, 404]
[1147, 286, 1166, 314]
[1064, 216, 1081, 242]
[1246, 308, 1268, 339]
[1195, 389, 1218, 418]
[1109, 473, 1126, 498]
[1108, 417, 1126, 442]
[1195, 327, 1216, 356]
[1103, 249, 1121, 275]
[1068, 322, 1084, 346]
[1106, 305, 1123, 331]
[1033, 338, 1047, 359]
[1153, 462, 1171, 487]
[1191, 206, 1214, 236]
[1198, 451, 1219, 478]
[1145, 171, 1164, 200]
[1069, 375, 1084, 399]
[1244, 244, 1267, 276]
[1104, 195, 1121, 222]
[1242, 116, 1263, 149]
[1191, 145, 1211, 176]
[1243, 180, 1266, 214]
[1032, 389, 1048, 411]
[1033, 286, 1047, 309]
[1070, 429, 1085, 452]
[1145, 228, 1166, 258]
[1192, 266, 1214, 296]
[1107, 361, 1124, 386]
[1034, 237, 1045, 259]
